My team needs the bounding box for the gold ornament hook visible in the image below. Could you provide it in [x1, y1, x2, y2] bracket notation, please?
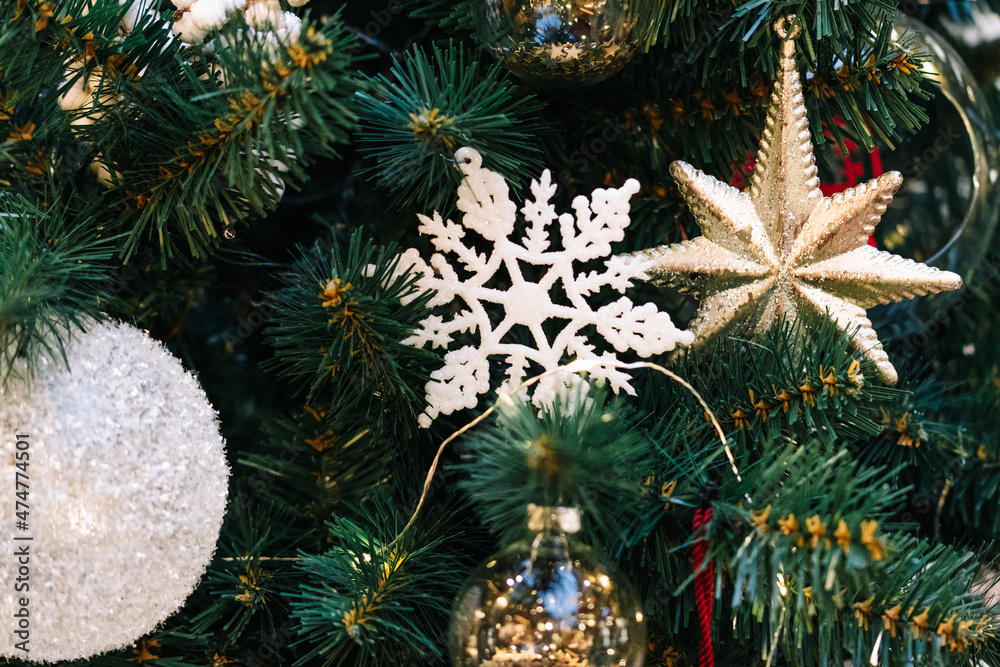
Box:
[774, 15, 801, 40]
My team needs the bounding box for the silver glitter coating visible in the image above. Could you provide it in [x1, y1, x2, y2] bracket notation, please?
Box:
[0, 321, 229, 662]
[632, 18, 962, 384]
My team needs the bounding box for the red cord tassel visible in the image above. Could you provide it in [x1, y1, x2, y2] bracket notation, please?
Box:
[692, 507, 715, 667]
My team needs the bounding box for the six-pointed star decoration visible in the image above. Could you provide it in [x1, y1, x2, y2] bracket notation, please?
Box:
[628, 18, 962, 384]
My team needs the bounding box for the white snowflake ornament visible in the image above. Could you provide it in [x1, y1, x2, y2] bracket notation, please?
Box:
[401, 147, 693, 427]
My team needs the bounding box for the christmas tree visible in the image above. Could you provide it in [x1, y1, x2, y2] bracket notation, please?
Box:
[3, 0, 1000, 665]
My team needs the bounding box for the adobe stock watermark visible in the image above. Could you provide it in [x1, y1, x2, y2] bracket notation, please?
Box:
[234, 441, 302, 508]
[105, 264, 141, 298]
[557, 116, 628, 189]
[222, 300, 275, 349]
[898, 125, 963, 178]
[243, 619, 297, 667]
[11, 432, 32, 655]
[346, 0, 404, 55]
[669, 11, 727, 68]
[894, 253, 998, 359]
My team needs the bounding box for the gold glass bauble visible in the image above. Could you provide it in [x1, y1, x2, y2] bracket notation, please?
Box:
[474, 0, 650, 85]
[449, 506, 646, 666]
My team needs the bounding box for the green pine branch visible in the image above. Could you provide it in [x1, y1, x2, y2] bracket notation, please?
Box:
[943, 373, 1000, 540]
[397, 0, 477, 37]
[1, 1, 362, 264]
[0, 192, 115, 385]
[456, 379, 652, 545]
[354, 41, 549, 213]
[713, 441, 998, 667]
[287, 493, 464, 667]
[241, 407, 391, 537]
[643, 316, 901, 453]
[263, 228, 440, 438]
[187, 498, 298, 649]
[548, 0, 931, 214]
[116, 11, 360, 262]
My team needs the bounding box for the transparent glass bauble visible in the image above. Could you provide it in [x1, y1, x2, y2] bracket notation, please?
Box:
[474, 0, 651, 85]
[449, 506, 646, 667]
[816, 15, 1000, 284]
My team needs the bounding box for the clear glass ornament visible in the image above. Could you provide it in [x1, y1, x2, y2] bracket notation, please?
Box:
[449, 505, 647, 667]
[474, 0, 652, 86]
[815, 16, 1000, 284]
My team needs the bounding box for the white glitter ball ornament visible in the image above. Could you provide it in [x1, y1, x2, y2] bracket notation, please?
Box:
[0, 320, 229, 663]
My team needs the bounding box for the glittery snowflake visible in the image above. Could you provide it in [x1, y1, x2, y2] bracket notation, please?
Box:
[400, 147, 693, 427]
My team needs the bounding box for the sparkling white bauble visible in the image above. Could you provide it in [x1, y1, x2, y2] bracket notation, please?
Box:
[58, 66, 98, 111]
[90, 154, 121, 187]
[189, 0, 246, 30]
[0, 320, 229, 663]
[252, 149, 291, 200]
[173, 11, 210, 43]
[173, 0, 302, 46]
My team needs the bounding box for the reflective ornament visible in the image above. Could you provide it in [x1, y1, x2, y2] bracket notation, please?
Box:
[627, 18, 963, 385]
[0, 320, 229, 663]
[474, 0, 651, 85]
[815, 16, 1000, 284]
[449, 506, 646, 667]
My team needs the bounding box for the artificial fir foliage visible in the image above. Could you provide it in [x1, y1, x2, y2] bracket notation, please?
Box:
[263, 229, 439, 437]
[0, 194, 115, 383]
[5, 0, 1000, 666]
[288, 493, 465, 667]
[355, 43, 548, 213]
[0, 0, 360, 262]
[456, 381, 652, 544]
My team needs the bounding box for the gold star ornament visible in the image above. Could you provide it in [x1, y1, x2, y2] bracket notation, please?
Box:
[632, 17, 961, 384]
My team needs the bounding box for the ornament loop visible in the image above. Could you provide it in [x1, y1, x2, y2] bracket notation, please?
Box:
[774, 15, 801, 40]
[527, 504, 581, 533]
[453, 146, 481, 169]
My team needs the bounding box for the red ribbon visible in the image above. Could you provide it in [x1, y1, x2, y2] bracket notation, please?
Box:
[692, 507, 715, 667]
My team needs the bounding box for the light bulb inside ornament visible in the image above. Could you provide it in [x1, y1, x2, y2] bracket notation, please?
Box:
[449, 506, 646, 666]
[474, 0, 653, 85]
